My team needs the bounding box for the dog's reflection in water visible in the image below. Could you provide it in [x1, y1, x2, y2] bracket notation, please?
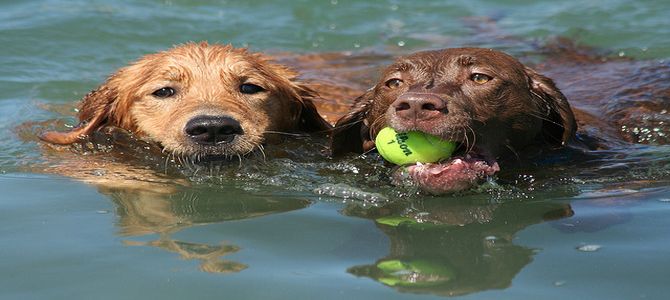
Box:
[105, 186, 310, 274]
[345, 198, 574, 296]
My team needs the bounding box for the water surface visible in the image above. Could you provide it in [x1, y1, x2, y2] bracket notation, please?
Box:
[2, 0, 670, 299]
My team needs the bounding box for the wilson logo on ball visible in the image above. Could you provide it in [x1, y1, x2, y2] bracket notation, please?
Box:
[392, 133, 413, 156]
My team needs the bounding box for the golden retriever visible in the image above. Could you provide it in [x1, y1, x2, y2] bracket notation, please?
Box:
[40, 42, 331, 160]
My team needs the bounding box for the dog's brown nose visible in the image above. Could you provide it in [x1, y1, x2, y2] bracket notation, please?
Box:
[185, 116, 243, 145]
[392, 93, 447, 121]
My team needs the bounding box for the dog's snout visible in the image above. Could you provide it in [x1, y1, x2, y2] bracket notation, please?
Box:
[392, 93, 447, 121]
[185, 116, 243, 145]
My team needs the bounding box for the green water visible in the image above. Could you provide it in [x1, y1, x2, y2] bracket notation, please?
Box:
[2, 0, 670, 299]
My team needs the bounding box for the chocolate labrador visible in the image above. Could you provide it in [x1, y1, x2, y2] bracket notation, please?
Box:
[331, 48, 577, 194]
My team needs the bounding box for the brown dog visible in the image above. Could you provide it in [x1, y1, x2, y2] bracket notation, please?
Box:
[40, 42, 331, 160]
[331, 48, 577, 194]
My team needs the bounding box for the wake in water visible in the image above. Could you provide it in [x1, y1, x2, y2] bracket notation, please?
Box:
[17, 121, 670, 206]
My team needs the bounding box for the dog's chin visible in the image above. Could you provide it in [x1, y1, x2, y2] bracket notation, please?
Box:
[388, 136, 499, 195]
[394, 154, 500, 194]
[163, 140, 259, 164]
[385, 117, 501, 194]
[189, 153, 247, 164]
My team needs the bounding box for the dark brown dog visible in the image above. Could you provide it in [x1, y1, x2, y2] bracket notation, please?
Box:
[331, 48, 577, 194]
[40, 42, 331, 160]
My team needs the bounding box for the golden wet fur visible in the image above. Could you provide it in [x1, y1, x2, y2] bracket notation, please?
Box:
[40, 42, 331, 159]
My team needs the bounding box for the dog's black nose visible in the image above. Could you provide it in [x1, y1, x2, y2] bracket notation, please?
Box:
[185, 116, 243, 145]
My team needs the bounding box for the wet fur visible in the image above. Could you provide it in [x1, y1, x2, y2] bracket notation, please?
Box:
[40, 42, 331, 159]
[331, 48, 577, 160]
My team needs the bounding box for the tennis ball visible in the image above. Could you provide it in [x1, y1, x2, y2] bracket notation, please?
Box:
[374, 127, 456, 165]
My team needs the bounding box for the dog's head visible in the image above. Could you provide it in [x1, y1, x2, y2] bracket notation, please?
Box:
[41, 42, 330, 159]
[332, 48, 576, 194]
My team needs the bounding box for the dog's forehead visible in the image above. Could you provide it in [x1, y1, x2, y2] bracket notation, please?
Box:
[137, 44, 265, 81]
[388, 48, 525, 77]
[163, 47, 258, 75]
[134, 44, 294, 93]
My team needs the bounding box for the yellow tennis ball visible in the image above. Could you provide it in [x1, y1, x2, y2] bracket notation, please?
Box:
[375, 127, 456, 165]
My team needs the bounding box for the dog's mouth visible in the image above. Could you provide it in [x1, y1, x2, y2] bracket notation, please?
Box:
[392, 145, 500, 194]
[182, 145, 262, 164]
[161, 137, 260, 164]
[189, 153, 247, 163]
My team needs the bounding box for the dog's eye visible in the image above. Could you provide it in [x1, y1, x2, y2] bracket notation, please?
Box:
[152, 87, 176, 98]
[240, 83, 265, 94]
[470, 73, 492, 84]
[385, 78, 404, 89]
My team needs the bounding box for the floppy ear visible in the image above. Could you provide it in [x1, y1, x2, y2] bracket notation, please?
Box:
[295, 85, 333, 133]
[40, 79, 120, 144]
[261, 58, 332, 133]
[330, 90, 375, 156]
[525, 67, 577, 146]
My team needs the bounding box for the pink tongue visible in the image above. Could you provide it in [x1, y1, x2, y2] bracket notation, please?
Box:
[395, 158, 500, 194]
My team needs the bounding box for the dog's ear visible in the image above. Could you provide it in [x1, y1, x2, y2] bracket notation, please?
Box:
[330, 90, 375, 156]
[40, 82, 119, 144]
[40, 64, 140, 145]
[525, 67, 577, 146]
[294, 85, 333, 133]
[261, 59, 332, 133]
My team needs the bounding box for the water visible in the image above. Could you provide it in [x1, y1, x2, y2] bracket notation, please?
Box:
[2, 0, 670, 299]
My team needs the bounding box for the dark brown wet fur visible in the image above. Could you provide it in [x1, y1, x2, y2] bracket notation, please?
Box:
[330, 47, 577, 162]
[534, 38, 670, 146]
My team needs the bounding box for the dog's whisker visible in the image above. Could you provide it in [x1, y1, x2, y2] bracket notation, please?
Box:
[527, 111, 564, 128]
[258, 144, 267, 161]
[332, 118, 364, 130]
[164, 153, 171, 174]
[361, 145, 377, 156]
[337, 145, 378, 165]
[461, 127, 470, 155]
[466, 125, 477, 155]
[505, 143, 521, 160]
[263, 131, 310, 137]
